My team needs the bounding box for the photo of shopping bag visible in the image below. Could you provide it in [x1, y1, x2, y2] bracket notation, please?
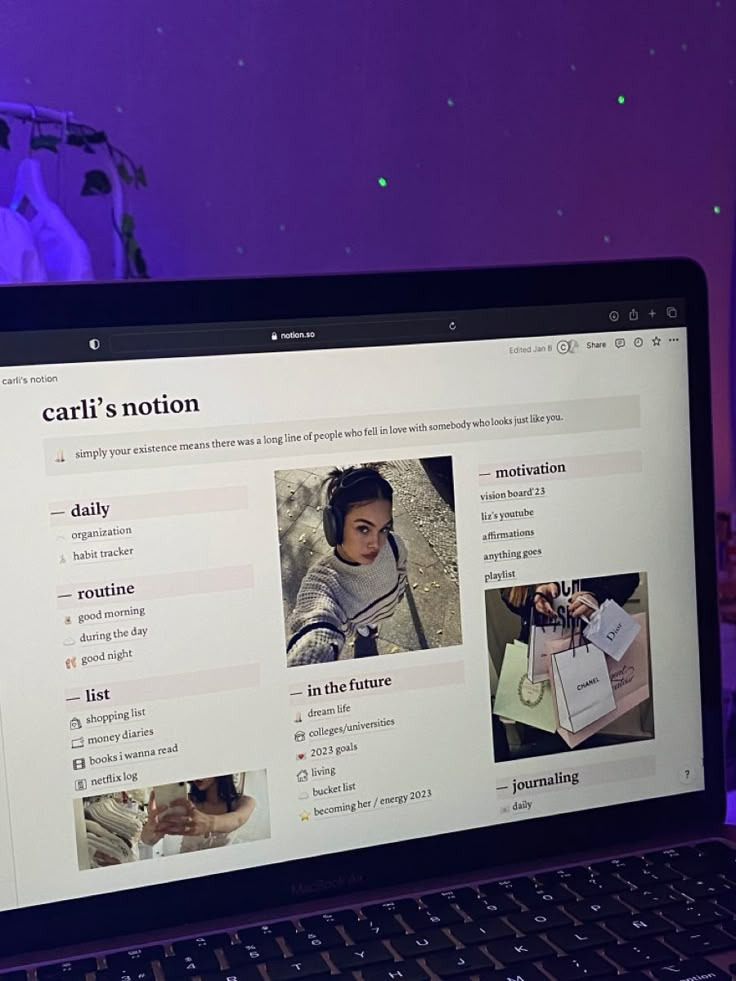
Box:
[553, 612, 651, 748]
[583, 598, 641, 662]
[528, 617, 584, 683]
[493, 641, 557, 733]
[550, 642, 616, 734]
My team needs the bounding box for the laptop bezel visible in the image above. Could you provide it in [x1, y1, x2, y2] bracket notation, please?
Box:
[0, 257, 722, 957]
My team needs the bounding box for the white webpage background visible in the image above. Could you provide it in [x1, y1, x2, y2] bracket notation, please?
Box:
[0, 326, 704, 909]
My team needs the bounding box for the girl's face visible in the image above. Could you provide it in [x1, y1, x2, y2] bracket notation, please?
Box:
[338, 499, 393, 565]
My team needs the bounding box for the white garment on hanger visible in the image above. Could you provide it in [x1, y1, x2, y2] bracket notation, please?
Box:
[0, 208, 47, 283]
[10, 158, 93, 282]
[29, 206, 94, 282]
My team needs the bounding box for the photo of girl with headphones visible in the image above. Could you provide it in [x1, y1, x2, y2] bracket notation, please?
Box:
[277, 459, 461, 666]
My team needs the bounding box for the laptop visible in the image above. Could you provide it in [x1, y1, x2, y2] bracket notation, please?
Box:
[0, 258, 729, 981]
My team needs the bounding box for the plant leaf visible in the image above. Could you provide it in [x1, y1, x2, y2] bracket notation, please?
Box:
[81, 169, 112, 196]
[87, 130, 107, 144]
[30, 134, 61, 153]
[121, 212, 135, 236]
[0, 118, 10, 151]
[134, 165, 147, 188]
[117, 162, 133, 185]
[67, 133, 85, 147]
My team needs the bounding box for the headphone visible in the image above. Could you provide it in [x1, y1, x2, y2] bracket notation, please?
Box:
[322, 468, 391, 547]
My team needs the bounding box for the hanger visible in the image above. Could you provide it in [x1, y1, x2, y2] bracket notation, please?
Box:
[9, 106, 53, 219]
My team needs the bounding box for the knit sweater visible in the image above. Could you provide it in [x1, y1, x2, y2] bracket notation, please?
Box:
[287, 533, 407, 666]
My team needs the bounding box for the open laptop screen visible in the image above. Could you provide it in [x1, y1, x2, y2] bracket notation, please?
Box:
[0, 276, 707, 912]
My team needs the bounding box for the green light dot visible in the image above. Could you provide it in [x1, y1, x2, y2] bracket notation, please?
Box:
[377, 177, 388, 188]
[617, 94, 626, 105]
[713, 205, 721, 215]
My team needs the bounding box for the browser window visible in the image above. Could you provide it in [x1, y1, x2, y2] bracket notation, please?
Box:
[0, 305, 703, 910]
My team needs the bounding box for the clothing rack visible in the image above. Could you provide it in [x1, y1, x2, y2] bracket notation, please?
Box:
[0, 100, 125, 278]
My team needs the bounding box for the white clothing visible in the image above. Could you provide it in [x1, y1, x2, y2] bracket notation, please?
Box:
[0, 208, 47, 283]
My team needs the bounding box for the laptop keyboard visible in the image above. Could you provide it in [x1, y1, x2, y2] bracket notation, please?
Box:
[5, 840, 736, 981]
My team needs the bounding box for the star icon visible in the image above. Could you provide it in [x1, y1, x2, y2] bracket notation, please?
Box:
[653, 337, 661, 347]
[299, 811, 310, 822]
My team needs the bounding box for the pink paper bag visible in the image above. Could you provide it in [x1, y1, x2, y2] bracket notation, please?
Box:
[549, 612, 650, 748]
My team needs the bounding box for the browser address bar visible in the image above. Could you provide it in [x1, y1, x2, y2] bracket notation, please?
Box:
[109, 318, 459, 355]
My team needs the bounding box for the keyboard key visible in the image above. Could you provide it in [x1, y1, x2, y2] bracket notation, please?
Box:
[347, 916, 405, 942]
[505, 908, 572, 933]
[172, 937, 233, 957]
[650, 958, 730, 981]
[663, 901, 726, 927]
[363, 900, 419, 920]
[391, 930, 454, 958]
[362, 963, 428, 981]
[626, 886, 680, 911]
[421, 887, 480, 910]
[478, 968, 547, 981]
[300, 910, 360, 931]
[401, 906, 462, 930]
[540, 951, 613, 980]
[485, 936, 556, 966]
[329, 941, 393, 970]
[460, 894, 520, 918]
[287, 929, 343, 954]
[161, 952, 221, 978]
[570, 873, 623, 897]
[510, 883, 575, 908]
[239, 924, 295, 944]
[202, 971, 261, 981]
[716, 890, 736, 914]
[544, 924, 614, 953]
[590, 855, 648, 875]
[450, 919, 514, 945]
[37, 961, 98, 981]
[563, 896, 630, 921]
[663, 927, 733, 956]
[605, 911, 670, 940]
[105, 950, 165, 971]
[264, 954, 330, 980]
[645, 846, 693, 865]
[675, 876, 731, 899]
[605, 938, 672, 970]
[670, 859, 722, 879]
[96, 969, 154, 981]
[226, 940, 283, 965]
[424, 948, 492, 977]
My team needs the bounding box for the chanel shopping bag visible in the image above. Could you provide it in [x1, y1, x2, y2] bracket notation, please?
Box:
[550, 641, 616, 734]
[528, 616, 584, 683]
[553, 612, 651, 748]
[584, 598, 641, 662]
[493, 641, 557, 733]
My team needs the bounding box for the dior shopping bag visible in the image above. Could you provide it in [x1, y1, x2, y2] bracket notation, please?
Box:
[583, 598, 641, 662]
[550, 642, 616, 734]
[553, 612, 651, 748]
[493, 641, 557, 733]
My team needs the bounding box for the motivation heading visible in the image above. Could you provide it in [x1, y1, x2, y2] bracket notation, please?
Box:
[41, 394, 200, 423]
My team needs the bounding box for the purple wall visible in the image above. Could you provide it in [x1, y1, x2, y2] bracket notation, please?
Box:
[1, 1, 735, 497]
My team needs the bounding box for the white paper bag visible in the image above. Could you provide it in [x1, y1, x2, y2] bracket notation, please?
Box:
[550, 643, 616, 733]
[527, 619, 584, 683]
[583, 599, 641, 662]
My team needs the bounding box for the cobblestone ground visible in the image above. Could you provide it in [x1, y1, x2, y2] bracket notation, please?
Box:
[277, 462, 462, 660]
